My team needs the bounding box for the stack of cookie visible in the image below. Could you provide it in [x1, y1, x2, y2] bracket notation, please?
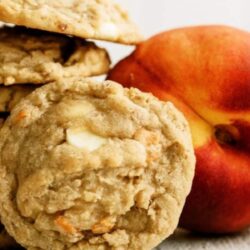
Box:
[0, 1, 196, 250]
[0, 0, 142, 249]
[0, 0, 142, 128]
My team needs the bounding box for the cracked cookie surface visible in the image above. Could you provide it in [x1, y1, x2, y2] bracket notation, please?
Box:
[0, 0, 142, 44]
[0, 79, 195, 250]
[0, 26, 110, 85]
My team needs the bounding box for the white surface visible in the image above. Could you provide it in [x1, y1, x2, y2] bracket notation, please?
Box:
[102, 1, 250, 249]
[118, 0, 250, 36]
[157, 228, 250, 250]
[97, 0, 250, 65]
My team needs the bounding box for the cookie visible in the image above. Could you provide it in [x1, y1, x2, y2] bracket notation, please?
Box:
[0, 85, 36, 112]
[0, 0, 142, 44]
[0, 26, 110, 85]
[0, 79, 195, 250]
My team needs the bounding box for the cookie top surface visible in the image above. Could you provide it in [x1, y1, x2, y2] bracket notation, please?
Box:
[0, 85, 36, 112]
[0, 0, 143, 44]
[0, 79, 195, 250]
[0, 26, 110, 85]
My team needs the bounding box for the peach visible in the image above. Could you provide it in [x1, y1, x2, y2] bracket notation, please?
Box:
[108, 25, 250, 233]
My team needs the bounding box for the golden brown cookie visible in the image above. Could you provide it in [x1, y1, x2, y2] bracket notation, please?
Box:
[0, 79, 195, 250]
[0, 0, 143, 44]
[0, 26, 110, 85]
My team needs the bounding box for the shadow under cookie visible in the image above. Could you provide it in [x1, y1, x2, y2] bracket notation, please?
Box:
[0, 224, 24, 250]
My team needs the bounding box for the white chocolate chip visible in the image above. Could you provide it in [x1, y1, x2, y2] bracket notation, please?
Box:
[66, 128, 107, 151]
[99, 22, 118, 39]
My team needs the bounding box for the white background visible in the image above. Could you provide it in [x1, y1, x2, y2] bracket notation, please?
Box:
[98, 0, 250, 65]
